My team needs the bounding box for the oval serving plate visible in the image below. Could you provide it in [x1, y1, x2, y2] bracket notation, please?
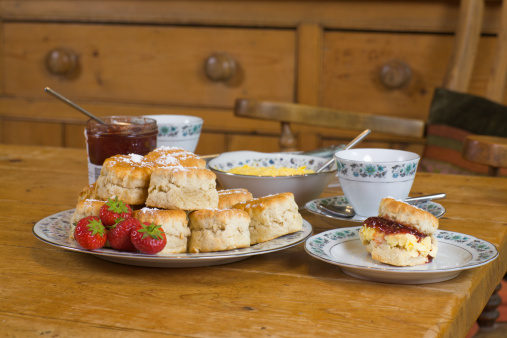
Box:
[34, 209, 313, 268]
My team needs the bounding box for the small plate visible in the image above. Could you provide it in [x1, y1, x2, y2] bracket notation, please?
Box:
[305, 226, 498, 284]
[305, 195, 446, 224]
[33, 209, 313, 268]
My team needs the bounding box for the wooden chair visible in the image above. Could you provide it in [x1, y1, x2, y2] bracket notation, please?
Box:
[234, 99, 425, 152]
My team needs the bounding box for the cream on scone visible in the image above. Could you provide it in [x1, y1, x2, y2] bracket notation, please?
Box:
[232, 192, 303, 245]
[144, 146, 206, 168]
[187, 209, 251, 253]
[133, 208, 190, 254]
[146, 166, 219, 211]
[218, 188, 253, 209]
[70, 199, 107, 238]
[95, 154, 153, 205]
[359, 197, 439, 266]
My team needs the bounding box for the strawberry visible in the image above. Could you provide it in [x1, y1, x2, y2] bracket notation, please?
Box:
[99, 197, 133, 227]
[130, 222, 167, 254]
[74, 216, 107, 250]
[108, 217, 140, 252]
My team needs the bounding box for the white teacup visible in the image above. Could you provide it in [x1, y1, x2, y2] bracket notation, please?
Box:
[143, 114, 203, 152]
[333, 148, 420, 217]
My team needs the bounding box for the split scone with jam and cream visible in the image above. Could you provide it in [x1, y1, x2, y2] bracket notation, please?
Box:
[359, 197, 438, 267]
[232, 192, 303, 245]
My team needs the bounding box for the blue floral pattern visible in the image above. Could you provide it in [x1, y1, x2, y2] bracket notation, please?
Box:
[159, 123, 202, 138]
[336, 160, 418, 179]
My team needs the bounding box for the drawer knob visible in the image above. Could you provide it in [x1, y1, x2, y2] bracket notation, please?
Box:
[379, 60, 412, 89]
[204, 53, 236, 82]
[46, 48, 78, 76]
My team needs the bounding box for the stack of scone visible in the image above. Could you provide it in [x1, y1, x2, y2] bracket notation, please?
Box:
[71, 146, 303, 254]
[359, 197, 438, 266]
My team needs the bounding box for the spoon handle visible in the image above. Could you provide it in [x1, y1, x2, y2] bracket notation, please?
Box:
[316, 129, 371, 173]
[405, 193, 446, 203]
[44, 87, 108, 125]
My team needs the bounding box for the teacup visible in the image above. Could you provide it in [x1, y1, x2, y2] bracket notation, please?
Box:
[143, 114, 203, 152]
[333, 148, 420, 217]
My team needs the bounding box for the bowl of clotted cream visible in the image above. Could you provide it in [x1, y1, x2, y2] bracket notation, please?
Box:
[207, 151, 337, 207]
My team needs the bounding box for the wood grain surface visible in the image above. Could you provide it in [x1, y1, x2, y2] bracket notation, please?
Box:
[1, 144, 506, 337]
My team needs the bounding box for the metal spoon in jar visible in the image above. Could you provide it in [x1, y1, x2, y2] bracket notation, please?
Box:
[317, 193, 447, 218]
[315, 129, 371, 173]
[44, 87, 108, 125]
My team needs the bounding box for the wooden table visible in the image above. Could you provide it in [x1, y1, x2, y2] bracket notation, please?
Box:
[1, 144, 506, 337]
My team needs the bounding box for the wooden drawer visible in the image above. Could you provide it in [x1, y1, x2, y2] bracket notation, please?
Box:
[321, 31, 500, 121]
[3, 23, 295, 108]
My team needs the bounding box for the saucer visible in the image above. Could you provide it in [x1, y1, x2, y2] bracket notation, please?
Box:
[305, 195, 446, 225]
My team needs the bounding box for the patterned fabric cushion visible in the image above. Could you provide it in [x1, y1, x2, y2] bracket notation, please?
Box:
[419, 88, 507, 176]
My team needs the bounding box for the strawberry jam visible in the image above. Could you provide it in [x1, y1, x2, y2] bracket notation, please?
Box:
[363, 217, 425, 241]
[86, 116, 157, 184]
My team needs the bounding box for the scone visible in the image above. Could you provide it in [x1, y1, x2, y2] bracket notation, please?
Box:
[232, 192, 303, 245]
[146, 166, 219, 210]
[359, 197, 439, 266]
[218, 188, 253, 209]
[78, 183, 98, 201]
[95, 154, 154, 205]
[69, 199, 107, 238]
[144, 146, 206, 168]
[187, 209, 251, 253]
[133, 208, 190, 254]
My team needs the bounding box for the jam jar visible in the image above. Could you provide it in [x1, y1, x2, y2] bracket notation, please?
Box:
[85, 116, 157, 184]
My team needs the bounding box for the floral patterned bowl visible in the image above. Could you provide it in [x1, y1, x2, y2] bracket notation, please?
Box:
[333, 148, 420, 217]
[143, 115, 203, 152]
[208, 151, 337, 207]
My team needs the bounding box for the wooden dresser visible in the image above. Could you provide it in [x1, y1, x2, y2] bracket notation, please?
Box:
[0, 0, 504, 156]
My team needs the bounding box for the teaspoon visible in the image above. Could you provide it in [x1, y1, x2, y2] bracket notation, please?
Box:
[316, 129, 371, 173]
[317, 193, 447, 218]
[44, 87, 108, 125]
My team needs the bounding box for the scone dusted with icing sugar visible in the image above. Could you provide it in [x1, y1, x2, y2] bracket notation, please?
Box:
[232, 192, 303, 245]
[146, 166, 219, 210]
[144, 146, 206, 168]
[133, 208, 190, 254]
[188, 209, 251, 253]
[218, 188, 253, 209]
[359, 197, 438, 267]
[95, 154, 153, 205]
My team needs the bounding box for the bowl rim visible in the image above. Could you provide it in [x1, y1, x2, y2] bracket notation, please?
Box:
[207, 150, 337, 177]
[334, 148, 420, 163]
[142, 114, 203, 124]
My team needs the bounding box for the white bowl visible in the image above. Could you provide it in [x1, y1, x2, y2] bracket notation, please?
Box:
[334, 148, 420, 217]
[143, 115, 203, 152]
[208, 151, 337, 207]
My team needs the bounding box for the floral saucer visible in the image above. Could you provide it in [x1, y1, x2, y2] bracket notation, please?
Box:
[305, 195, 445, 224]
[305, 226, 498, 284]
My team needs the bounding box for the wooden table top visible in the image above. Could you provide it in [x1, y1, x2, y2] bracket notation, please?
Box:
[2, 144, 506, 337]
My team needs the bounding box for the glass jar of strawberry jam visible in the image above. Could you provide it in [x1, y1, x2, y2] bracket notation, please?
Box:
[85, 116, 157, 184]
